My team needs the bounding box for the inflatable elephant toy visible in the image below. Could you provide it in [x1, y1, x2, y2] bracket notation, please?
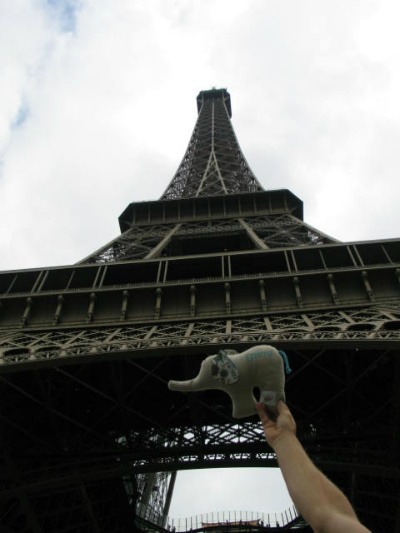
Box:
[168, 345, 291, 419]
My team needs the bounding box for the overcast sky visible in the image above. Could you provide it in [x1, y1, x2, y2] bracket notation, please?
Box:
[1, 0, 400, 520]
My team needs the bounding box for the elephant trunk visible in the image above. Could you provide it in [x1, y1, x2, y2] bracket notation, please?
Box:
[168, 379, 197, 392]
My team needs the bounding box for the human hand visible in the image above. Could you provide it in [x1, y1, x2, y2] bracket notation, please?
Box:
[256, 400, 296, 449]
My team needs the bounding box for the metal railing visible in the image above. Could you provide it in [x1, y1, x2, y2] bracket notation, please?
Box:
[136, 503, 300, 531]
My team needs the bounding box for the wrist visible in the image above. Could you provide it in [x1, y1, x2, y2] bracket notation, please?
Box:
[270, 429, 298, 452]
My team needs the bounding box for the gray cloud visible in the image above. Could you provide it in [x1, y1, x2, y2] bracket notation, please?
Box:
[169, 468, 292, 519]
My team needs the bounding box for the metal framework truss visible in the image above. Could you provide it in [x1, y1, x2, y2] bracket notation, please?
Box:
[1, 89, 399, 532]
[0, 342, 398, 532]
[161, 89, 263, 199]
[135, 471, 176, 527]
[81, 214, 335, 264]
[0, 345, 398, 469]
[0, 306, 400, 370]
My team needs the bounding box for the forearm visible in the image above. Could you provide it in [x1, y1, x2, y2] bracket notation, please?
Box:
[273, 433, 357, 530]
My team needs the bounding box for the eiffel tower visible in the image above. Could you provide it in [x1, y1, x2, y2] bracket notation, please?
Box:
[0, 88, 399, 532]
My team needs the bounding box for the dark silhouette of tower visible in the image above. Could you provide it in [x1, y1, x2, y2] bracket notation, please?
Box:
[0, 88, 399, 532]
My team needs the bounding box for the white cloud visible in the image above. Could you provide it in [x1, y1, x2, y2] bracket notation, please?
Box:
[0, 2, 47, 146]
[169, 467, 292, 519]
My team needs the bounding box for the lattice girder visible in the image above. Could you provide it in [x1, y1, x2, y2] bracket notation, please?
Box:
[161, 89, 263, 199]
[2, 88, 400, 532]
[81, 214, 336, 264]
[0, 344, 398, 533]
[1, 305, 400, 370]
[2, 238, 400, 337]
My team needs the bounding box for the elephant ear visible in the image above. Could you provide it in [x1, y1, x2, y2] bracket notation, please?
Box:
[223, 349, 238, 356]
[212, 350, 239, 385]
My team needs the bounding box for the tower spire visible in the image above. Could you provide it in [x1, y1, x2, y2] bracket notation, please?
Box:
[161, 88, 264, 199]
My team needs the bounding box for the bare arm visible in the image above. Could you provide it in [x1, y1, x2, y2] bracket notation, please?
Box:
[256, 401, 371, 533]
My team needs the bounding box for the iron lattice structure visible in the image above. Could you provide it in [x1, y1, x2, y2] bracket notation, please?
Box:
[161, 89, 263, 199]
[0, 89, 399, 532]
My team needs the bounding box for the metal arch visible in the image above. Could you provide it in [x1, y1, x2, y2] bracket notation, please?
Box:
[0, 420, 399, 498]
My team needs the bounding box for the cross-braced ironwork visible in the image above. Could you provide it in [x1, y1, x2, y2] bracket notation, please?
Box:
[161, 89, 263, 199]
[80, 213, 336, 264]
[0, 89, 399, 532]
